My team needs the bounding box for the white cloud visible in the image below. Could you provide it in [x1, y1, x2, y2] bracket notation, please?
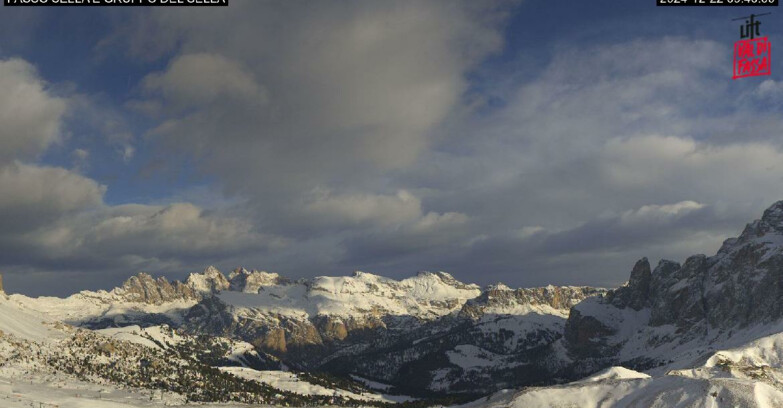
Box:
[620, 201, 705, 223]
[602, 135, 783, 202]
[0, 59, 67, 165]
[82, 202, 282, 258]
[142, 53, 268, 111]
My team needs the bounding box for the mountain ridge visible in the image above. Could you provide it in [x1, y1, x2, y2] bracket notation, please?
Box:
[7, 201, 783, 401]
[4, 263, 605, 395]
[564, 200, 783, 377]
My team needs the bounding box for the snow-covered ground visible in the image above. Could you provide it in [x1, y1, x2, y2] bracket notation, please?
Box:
[463, 374, 783, 408]
[0, 295, 61, 341]
[9, 292, 196, 326]
[95, 325, 183, 350]
[0, 371, 190, 408]
[221, 367, 413, 403]
[464, 330, 783, 408]
[9, 263, 783, 407]
[0, 295, 398, 407]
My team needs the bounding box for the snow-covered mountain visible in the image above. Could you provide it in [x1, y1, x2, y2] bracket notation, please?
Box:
[0, 288, 400, 407]
[467, 329, 783, 408]
[3, 265, 603, 397]
[7, 201, 783, 406]
[564, 201, 783, 379]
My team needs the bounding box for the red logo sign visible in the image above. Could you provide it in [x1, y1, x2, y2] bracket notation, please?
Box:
[733, 37, 771, 80]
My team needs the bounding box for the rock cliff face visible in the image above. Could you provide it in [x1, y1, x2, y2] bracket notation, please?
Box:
[605, 258, 652, 311]
[186, 265, 230, 294]
[0, 273, 4, 294]
[114, 273, 199, 304]
[461, 284, 602, 319]
[109, 266, 247, 305]
[106, 265, 232, 305]
[564, 200, 783, 375]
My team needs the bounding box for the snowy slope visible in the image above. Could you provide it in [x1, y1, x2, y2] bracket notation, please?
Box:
[95, 325, 185, 350]
[467, 329, 783, 408]
[8, 291, 197, 326]
[465, 369, 783, 408]
[219, 270, 482, 320]
[0, 295, 65, 341]
[221, 367, 412, 403]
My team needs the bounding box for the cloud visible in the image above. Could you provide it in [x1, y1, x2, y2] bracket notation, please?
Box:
[141, 53, 268, 112]
[0, 56, 280, 292]
[0, 59, 67, 165]
[601, 135, 783, 202]
[82, 203, 279, 259]
[0, 163, 105, 233]
[86, 1, 512, 284]
[105, 24, 783, 288]
[123, 1, 510, 197]
[9, 10, 783, 294]
[1, 196, 281, 275]
[456, 201, 734, 287]
[386, 37, 783, 286]
[302, 190, 423, 228]
[0, 199, 279, 295]
[535, 200, 712, 255]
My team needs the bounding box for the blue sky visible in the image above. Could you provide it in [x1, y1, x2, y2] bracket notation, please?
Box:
[1, 1, 782, 296]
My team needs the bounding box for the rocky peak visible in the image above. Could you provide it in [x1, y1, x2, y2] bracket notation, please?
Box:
[228, 267, 284, 293]
[462, 285, 605, 319]
[351, 271, 380, 280]
[566, 200, 783, 370]
[720, 201, 783, 254]
[652, 259, 681, 280]
[487, 282, 512, 292]
[115, 272, 198, 304]
[415, 271, 481, 291]
[628, 257, 652, 292]
[760, 200, 783, 230]
[0, 273, 4, 294]
[186, 266, 230, 294]
[606, 257, 652, 310]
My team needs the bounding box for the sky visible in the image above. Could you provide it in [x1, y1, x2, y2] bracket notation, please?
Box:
[1, 1, 783, 296]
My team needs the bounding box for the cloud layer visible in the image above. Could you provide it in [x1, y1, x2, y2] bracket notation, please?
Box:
[2, 4, 783, 295]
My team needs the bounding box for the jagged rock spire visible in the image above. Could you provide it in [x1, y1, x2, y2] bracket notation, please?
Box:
[116, 272, 197, 304]
[605, 257, 652, 311]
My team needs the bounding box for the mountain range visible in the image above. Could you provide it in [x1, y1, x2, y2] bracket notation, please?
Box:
[4, 201, 783, 406]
